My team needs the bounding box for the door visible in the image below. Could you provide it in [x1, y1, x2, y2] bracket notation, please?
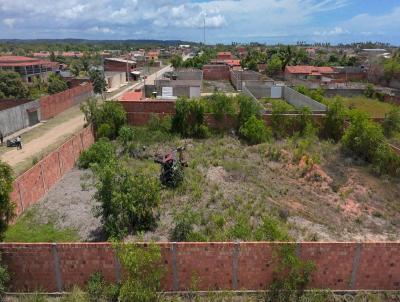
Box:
[28, 110, 39, 126]
[271, 86, 282, 99]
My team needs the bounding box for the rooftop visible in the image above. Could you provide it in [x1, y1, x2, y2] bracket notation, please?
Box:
[285, 65, 336, 74]
[0, 56, 53, 67]
[120, 90, 143, 101]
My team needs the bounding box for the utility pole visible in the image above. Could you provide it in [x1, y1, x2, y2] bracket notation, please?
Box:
[203, 17, 206, 45]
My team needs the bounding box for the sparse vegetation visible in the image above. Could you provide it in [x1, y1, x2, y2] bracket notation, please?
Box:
[0, 161, 15, 239]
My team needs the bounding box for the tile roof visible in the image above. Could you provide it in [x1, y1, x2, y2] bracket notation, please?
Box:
[121, 91, 143, 101]
[0, 56, 53, 67]
[285, 65, 335, 74]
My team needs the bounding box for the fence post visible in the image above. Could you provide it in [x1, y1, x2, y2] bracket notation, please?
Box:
[349, 243, 363, 290]
[52, 243, 63, 292]
[232, 242, 240, 290]
[172, 242, 180, 291]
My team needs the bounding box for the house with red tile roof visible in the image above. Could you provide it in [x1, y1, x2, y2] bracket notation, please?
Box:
[0, 56, 58, 83]
[284, 65, 336, 82]
[217, 52, 233, 60]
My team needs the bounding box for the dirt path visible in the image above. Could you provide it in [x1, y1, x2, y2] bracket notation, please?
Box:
[1, 115, 85, 167]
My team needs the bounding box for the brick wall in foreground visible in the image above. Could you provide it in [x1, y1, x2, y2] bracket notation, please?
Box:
[1, 242, 400, 293]
[11, 126, 95, 217]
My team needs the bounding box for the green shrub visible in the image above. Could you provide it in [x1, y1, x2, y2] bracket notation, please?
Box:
[323, 99, 347, 141]
[148, 114, 172, 133]
[116, 243, 165, 302]
[254, 215, 290, 241]
[93, 164, 160, 239]
[271, 101, 293, 138]
[0, 254, 9, 298]
[237, 94, 261, 126]
[383, 107, 400, 137]
[266, 244, 315, 302]
[61, 287, 89, 302]
[239, 115, 272, 145]
[0, 161, 15, 240]
[295, 85, 325, 103]
[172, 98, 208, 138]
[118, 126, 135, 154]
[81, 99, 127, 139]
[364, 83, 375, 98]
[170, 208, 197, 241]
[97, 123, 113, 139]
[342, 110, 400, 176]
[295, 106, 317, 137]
[78, 138, 116, 169]
[86, 272, 106, 302]
[208, 93, 237, 120]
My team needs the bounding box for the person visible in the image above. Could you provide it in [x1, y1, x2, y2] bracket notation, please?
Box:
[16, 136, 22, 150]
[0, 130, 3, 145]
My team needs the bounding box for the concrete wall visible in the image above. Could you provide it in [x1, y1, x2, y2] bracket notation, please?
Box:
[283, 86, 327, 111]
[2, 242, 400, 293]
[11, 126, 95, 217]
[176, 69, 203, 81]
[40, 83, 93, 120]
[244, 82, 273, 99]
[0, 100, 41, 137]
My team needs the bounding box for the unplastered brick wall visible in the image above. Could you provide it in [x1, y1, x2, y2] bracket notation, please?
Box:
[11, 126, 95, 217]
[1, 242, 400, 293]
[203, 65, 230, 81]
[40, 83, 93, 120]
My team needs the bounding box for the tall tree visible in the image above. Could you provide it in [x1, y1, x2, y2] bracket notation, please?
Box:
[47, 73, 68, 94]
[89, 70, 107, 98]
[0, 71, 29, 99]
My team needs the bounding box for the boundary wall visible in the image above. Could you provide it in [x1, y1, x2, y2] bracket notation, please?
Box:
[10, 126, 95, 217]
[1, 242, 399, 293]
[40, 83, 93, 120]
[0, 99, 41, 137]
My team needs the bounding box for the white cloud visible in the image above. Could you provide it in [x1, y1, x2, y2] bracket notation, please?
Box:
[313, 26, 349, 36]
[3, 18, 16, 28]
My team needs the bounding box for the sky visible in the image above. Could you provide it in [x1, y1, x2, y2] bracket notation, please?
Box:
[0, 0, 400, 45]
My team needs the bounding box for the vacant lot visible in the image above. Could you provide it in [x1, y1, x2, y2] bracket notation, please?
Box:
[326, 96, 395, 118]
[8, 127, 400, 243]
[202, 80, 236, 94]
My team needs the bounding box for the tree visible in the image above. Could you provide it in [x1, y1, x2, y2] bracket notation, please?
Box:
[49, 51, 56, 62]
[383, 107, 400, 137]
[89, 70, 107, 97]
[170, 54, 183, 69]
[0, 71, 29, 99]
[0, 161, 15, 240]
[47, 73, 68, 94]
[93, 164, 161, 239]
[239, 115, 272, 145]
[323, 99, 347, 141]
[267, 54, 283, 76]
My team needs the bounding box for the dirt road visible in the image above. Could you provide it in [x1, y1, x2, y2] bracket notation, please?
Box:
[1, 115, 85, 167]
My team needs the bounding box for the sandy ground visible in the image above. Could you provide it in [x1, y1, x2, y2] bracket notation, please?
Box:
[34, 168, 103, 241]
[0, 115, 85, 167]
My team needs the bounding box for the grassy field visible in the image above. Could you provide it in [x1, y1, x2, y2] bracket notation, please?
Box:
[15, 124, 400, 243]
[259, 98, 295, 111]
[326, 96, 395, 118]
[4, 208, 79, 243]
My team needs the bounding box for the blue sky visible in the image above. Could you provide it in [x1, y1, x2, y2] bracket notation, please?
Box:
[1, 0, 399, 45]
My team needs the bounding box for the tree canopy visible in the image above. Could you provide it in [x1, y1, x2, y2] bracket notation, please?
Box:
[0, 71, 29, 99]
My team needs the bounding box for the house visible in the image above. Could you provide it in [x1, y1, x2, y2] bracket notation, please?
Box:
[217, 52, 233, 60]
[105, 71, 128, 92]
[284, 65, 336, 82]
[104, 58, 137, 81]
[146, 51, 159, 61]
[0, 56, 58, 83]
[154, 69, 203, 99]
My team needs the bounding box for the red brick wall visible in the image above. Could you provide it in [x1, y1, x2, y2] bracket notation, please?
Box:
[40, 83, 93, 120]
[1, 242, 400, 292]
[203, 65, 230, 81]
[11, 126, 95, 217]
[119, 100, 176, 114]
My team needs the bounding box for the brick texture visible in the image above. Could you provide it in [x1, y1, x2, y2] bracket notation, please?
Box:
[202, 65, 230, 81]
[11, 126, 95, 218]
[40, 83, 93, 120]
[1, 242, 400, 292]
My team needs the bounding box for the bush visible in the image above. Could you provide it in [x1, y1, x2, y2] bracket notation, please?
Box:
[148, 114, 172, 133]
[254, 215, 290, 241]
[118, 126, 135, 154]
[97, 123, 113, 139]
[342, 110, 400, 176]
[383, 107, 400, 137]
[295, 106, 317, 137]
[47, 73, 68, 94]
[239, 115, 272, 145]
[87, 272, 106, 302]
[116, 243, 165, 302]
[172, 98, 208, 138]
[0, 254, 9, 298]
[81, 99, 127, 139]
[271, 101, 293, 139]
[237, 94, 261, 126]
[266, 244, 315, 302]
[170, 208, 197, 241]
[78, 138, 116, 169]
[0, 161, 15, 240]
[208, 93, 237, 120]
[323, 99, 347, 141]
[93, 164, 160, 239]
